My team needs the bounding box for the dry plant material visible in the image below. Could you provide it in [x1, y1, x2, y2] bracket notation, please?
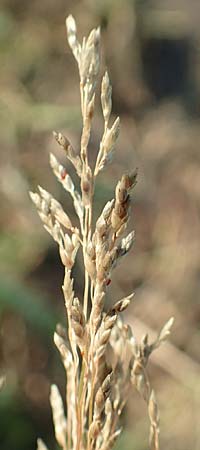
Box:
[31, 15, 174, 450]
[0, 376, 6, 392]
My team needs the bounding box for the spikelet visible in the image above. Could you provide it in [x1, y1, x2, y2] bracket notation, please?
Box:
[37, 439, 49, 450]
[95, 117, 120, 175]
[50, 384, 67, 450]
[101, 72, 112, 125]
[66, 15, 81, 63]
[100, 429, 122, 450]
[50, 153, 84, 224]
[53, 131, 82, 176]
[54, 331, 73, 371]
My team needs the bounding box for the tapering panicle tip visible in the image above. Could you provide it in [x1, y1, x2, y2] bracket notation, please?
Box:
[128, 292, 135, 302]
[38, 185, 51, 202]
[113, 292, 135, 314]
[29, 190, 34, 200]
[115, 428, 122, 438]
[120, 298, 131, 311]
[158, 316, 175, 343]
[38, 185, 44, 195]
[37, 438, 49, 450]
[105, 70, 109, 80]
[95, 26, 101, 41]
[50, 383, 61, 405]
[112, 115, 120, 130]
[169, 316, 175, 327]
[102, 71, 111, 93]
[66, 14, 76, 34]
[53, 330, 58, 342]
[49, 152, 57, 167]
[29, 191, 39, 205]
[53, 130, 58, 140]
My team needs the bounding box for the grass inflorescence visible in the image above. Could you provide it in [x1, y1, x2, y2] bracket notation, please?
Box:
[30, 15, 173, 450]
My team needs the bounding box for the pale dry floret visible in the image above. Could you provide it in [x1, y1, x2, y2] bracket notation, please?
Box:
[53, 130, 82, 176]
[101, 71, 112, 125]
[50, 384, 67, 450]
[37, 438, 49, 450]
[94, 117, 120, 175]
[30, 14, 174, 450]
[54, 331, 73, 372]
[49, 152, 84, 226]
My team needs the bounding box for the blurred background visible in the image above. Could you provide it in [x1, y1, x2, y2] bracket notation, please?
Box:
[0, 0, 200, 449]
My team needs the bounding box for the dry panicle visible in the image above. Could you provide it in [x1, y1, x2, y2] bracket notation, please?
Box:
[30, 14, 174, 450]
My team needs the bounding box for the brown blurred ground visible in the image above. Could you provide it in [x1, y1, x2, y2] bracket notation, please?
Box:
[0, 1, 200, 449]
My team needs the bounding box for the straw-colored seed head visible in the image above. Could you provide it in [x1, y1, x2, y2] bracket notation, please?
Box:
[31, 14, 172, 450]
